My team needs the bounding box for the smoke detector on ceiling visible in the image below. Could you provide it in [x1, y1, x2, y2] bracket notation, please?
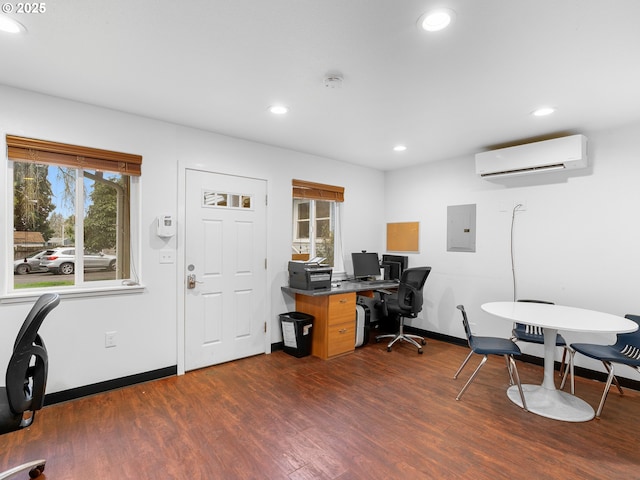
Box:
[323, 74, 343, 89]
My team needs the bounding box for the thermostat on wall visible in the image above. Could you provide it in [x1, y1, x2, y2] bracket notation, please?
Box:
[157, 214, 176, 237]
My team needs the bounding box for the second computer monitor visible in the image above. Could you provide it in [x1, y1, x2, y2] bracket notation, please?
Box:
[381, 254, 408, 280]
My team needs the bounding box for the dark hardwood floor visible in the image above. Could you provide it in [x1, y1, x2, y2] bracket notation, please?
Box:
[1, 337, 638, 479]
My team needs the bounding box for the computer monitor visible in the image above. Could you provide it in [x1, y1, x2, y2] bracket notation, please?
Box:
[381, 261, 401, 281]
[382, 254, 408, 279]
[351, 252, 381, 280]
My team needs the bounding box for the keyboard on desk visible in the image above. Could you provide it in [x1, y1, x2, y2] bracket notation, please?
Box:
[360, 279, 396, 286]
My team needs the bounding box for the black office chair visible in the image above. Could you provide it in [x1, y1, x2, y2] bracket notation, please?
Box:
[511, 299, 571, 388]
[562, 314, 640, 419]
[0, 293, 60, 480]
[375, 266, 431, 354]
[453, 305, 528, 410]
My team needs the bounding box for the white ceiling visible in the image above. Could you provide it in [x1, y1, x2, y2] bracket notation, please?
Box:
[1, 0, 640, 171]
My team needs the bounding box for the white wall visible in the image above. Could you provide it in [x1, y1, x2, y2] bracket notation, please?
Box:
[4, 82, 637, 391]
[0, 85, 386, 393]
[384, 122, 640, 381]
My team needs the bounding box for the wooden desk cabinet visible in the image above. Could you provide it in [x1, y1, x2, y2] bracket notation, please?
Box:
[295, 292, 356, 360]
[283, 281, 397, 360]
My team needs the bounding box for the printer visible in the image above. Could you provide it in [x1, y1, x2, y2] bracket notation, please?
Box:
[288, 260, 332, 290]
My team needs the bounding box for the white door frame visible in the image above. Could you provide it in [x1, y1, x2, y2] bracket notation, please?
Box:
[176, 165, 270, 375]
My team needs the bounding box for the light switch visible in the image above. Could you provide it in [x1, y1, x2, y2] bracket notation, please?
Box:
[105, 331, 117, 348]
[159, 250, 175, 264]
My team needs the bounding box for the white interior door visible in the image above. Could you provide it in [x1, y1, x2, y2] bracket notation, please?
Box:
[184, 169, 267, 371]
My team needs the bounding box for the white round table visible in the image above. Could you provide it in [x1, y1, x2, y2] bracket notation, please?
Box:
[481, 302, 638, 422]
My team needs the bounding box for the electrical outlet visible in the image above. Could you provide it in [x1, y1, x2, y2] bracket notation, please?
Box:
[105, 331, 117, 348]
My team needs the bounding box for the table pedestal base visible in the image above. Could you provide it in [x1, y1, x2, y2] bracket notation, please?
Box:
[507, 384, 595, 422]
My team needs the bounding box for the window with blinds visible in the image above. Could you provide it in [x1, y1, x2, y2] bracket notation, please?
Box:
[8, 135, 142, 291]
[292, 179, 343, 267]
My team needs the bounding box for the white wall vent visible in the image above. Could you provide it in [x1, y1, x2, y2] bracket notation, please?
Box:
[475, 134, 587, 178]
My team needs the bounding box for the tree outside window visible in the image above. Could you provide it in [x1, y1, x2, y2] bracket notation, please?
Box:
[13, 162, 55, 239]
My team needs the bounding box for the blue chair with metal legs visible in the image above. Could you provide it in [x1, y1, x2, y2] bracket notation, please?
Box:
[453, 305, 528, 410]
[511, 300, 570, 388]
[564, 314, 640, 419]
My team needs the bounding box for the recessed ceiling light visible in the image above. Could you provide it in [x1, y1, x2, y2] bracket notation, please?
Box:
[268, 105, 289, 115]
[418, 9, 455, 32]
[0, 15, 26, 34]
[532, 107, 556, 117]
[393, 145, 407, 152]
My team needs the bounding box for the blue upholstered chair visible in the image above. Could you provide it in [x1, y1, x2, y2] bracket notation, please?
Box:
[511, 299, 570, 388]
[454, 305, 527, 410]
[565, 314, 640, 418]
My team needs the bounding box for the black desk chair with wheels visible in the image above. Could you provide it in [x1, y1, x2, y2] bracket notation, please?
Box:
[0, 293, 60, 480]
[375, 266, 431, 354]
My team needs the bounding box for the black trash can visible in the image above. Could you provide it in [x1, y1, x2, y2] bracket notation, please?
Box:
[279, 312, 314, 357]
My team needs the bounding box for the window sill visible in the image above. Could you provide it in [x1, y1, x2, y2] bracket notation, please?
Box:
[0, 283, 146, 305]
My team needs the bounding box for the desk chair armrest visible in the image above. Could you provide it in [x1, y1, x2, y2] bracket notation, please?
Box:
[375, 289, 395, 296]
[398, 284, 422, 313]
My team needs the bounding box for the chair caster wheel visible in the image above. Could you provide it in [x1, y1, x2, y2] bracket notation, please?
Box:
[29, 465, 45, 479]
[418, 349, 424, 354]
[421, 339, 426, 345]
[375, 338, 380, 343]
[387, 347, 391, 352]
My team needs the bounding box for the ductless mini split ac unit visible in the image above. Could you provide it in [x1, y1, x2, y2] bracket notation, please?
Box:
[475, 134, 588, 178]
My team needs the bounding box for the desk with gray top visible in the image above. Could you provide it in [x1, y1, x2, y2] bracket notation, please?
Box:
[282, 280, 398, 359]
